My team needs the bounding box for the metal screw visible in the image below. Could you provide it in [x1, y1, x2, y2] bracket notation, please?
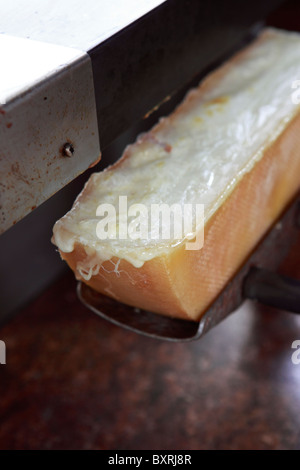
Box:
[62, 142, 74, 158]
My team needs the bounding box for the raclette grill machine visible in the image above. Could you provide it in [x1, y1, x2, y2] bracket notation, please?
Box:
[0, 0, 299, 338]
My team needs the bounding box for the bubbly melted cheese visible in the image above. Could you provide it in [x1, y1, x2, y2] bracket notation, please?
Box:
[53, 28, 300, 276]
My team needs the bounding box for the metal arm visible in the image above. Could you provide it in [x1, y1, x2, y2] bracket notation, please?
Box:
[243, 267, 300, 313]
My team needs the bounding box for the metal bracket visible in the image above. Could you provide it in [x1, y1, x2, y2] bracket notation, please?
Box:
[0, 34, 100, 234]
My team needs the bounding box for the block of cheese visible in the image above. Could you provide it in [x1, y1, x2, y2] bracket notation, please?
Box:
[52, 28, 300, 321]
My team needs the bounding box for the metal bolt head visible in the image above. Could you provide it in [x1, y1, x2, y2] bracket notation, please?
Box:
[62, 142, 74, 158]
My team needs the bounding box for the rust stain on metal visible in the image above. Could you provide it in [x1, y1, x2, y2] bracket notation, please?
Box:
[6, 123, 12, 129]
[46, 157, 58, 167]
[88, 152, 102, 168]
[11, 162, 30, 186]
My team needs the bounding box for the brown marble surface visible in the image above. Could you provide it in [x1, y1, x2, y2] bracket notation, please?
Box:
[0, 233, 299, 450]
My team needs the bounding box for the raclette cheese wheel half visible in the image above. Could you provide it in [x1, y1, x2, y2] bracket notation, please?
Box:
[52, 28, 300, 321]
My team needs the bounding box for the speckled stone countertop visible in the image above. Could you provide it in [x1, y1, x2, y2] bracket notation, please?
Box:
[0, 232, 299, 450]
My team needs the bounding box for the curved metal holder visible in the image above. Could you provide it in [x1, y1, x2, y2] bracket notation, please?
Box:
[77, 193, 300, 342]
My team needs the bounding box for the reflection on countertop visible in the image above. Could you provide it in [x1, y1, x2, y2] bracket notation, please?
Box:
[0, 235, 299, 450]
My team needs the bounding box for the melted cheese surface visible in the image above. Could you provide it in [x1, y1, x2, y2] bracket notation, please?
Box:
[53, 28, 300, 274]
